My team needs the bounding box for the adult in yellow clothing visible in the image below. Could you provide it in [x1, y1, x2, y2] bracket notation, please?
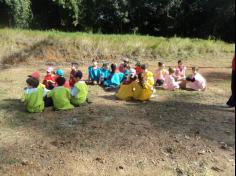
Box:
[116, 69, 138, 101]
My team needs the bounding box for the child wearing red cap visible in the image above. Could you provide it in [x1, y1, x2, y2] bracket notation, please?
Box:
[29, 71, 45, 89]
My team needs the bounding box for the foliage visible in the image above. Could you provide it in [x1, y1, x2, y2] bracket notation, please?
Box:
[0, 0, 235, 42]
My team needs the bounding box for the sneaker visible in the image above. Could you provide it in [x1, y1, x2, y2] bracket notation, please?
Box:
[221, 103, 235, 108]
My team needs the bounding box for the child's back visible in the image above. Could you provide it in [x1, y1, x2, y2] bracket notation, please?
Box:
[48, 77, 74, 111]
[71, 81, 88, 106]
[48, 87, 74, 110]
[24, 78, 45, 113]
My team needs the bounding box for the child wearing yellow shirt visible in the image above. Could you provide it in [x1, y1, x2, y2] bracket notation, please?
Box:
[24, 78, 44, 113]
[71, 71, 89, 106]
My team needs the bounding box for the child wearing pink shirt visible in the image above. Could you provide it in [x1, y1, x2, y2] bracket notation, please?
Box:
[163, 68, 181, 91]
[155, 62, 168, 86]
[175, 60, 187, 80]
[186, 67, 206, 91]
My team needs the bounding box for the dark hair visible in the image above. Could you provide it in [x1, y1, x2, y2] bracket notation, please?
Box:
[71, 62, 79, 68]
[178, 60, 182, 64]
[136, 62, 141, 67]
[158, 62, 164, 67]
[138, 73, 145, 88]
[92, 58, 98, 63]
[141, 64, 147, 70]
[75, 70, 83, 79]
[124, 64, 130, 69]
[168, 67, 175, 74]
[56, 77, 66, 86]
[111, 64, 117, 74]
[26, 78, 39, 88]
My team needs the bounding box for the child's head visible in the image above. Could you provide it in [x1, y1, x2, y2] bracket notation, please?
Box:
[56, 69, 64, 77]
[136, 61, 141, 67]
[178, 60, 183, 67]
[124, 64, 130, 71]
[26, 77, 39, 88]
[111, 64, 117, 73]
[74, 70, 83, 81]
[29, 71, 40, 81]
[158, 62, 164, 69]
[168, 67, 175, 75]
[123, 57, 129, 64]
[92, 59, 98, 67]
[47, 67, 54, 75]
[71, 63, 79, 71]
[192, 67, 199, 74]
[56, 77, 66, 86]
[102, 63, 109, 70]
[141, 64, 147, 71]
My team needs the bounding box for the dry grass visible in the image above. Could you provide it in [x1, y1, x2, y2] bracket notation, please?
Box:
[0, 28, 234, 67]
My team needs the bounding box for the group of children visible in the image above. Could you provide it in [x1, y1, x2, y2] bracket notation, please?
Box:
[23, 58, 206, 113]
[23, 64, 88, 113]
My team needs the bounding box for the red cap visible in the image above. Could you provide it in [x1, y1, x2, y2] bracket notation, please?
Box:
[29, 72, 40, 80]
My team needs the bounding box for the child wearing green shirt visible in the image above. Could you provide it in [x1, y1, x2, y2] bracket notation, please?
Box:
[71, 71, 89, 106]
[48, 77, 74, 111]
[24, 78, 45, 113]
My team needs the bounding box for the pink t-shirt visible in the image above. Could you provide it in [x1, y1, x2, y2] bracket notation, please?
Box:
[155, 69, 168, 81]
[163, 74, 180, 90]
[175, 66, 187, 78]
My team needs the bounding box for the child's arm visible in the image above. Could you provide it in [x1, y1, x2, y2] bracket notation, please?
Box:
[71, 87, 78, 97]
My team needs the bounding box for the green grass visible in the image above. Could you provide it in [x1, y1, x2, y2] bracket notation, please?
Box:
[0, 28, 234, 67]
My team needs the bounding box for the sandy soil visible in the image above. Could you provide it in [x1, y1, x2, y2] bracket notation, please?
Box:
[0, 64, 235, 176]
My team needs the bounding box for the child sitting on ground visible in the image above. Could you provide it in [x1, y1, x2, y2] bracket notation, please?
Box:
[116, 69, 138, 101]
[133, 72, 154, 101]
[99, 63, 110, 85]
[135, 62, 143, 75]
[163, 68, 181, 91]
[88, 59, 101, 84]
[48, 77, 74, 111]
[119, 57, 130, 73]
[185, 67, 207, 91]
[155, 62, 168, 87]
[71, 71, 89, 106]
[24, 77, 45, 113]
[103, 64, 124, 90]
[55, 69, 71, 89]
[69, 62, 79, 87]
[175, 60, 187, 80]
[43, 67, 56, 90]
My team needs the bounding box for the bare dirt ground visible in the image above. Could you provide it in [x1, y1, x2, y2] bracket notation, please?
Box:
[0, 63, 235, 176]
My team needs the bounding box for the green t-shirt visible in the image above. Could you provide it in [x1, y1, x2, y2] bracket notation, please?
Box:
[71, 81, 88, 106]
[24, 87, 44, 113]
[48, 87, 74, 111]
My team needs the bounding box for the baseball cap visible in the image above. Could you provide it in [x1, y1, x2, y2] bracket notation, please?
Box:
[29, 71, 40, 80]
[56, 69, 64, 77]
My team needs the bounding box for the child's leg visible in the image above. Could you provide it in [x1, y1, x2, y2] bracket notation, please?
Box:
[44, 96, 53, 107]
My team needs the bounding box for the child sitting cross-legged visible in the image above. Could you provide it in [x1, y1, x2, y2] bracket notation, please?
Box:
[88, 59, 101, 85]
[155, 62, 168, 87]
[163, 68, 181, 91]
[24, 77, 45, 113]
[185, 67, 207, 91]
[99, 63, 110, 85]
[71, 71, 89, 106]
[116, 69, 137, 101]
[47, 77, 74, 111]
[103, 64, 124, 91]
[69, 62, 79, 87]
